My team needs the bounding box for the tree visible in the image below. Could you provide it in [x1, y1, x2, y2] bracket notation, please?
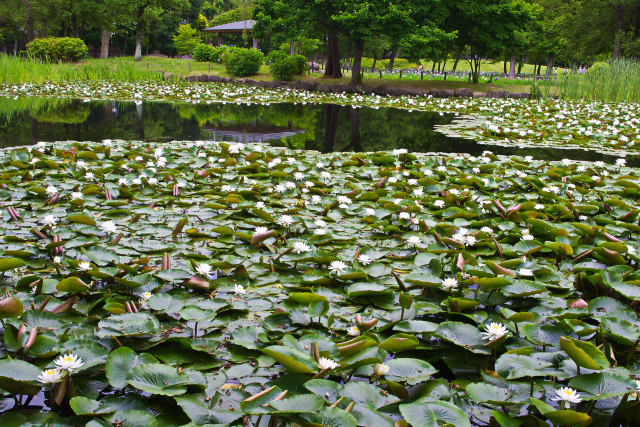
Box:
[173, 24, 201, 55]
[130, 0, 188, 61]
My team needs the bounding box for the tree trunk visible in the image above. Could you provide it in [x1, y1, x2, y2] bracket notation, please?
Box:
[509, 54, 516, 78]
[387, 43, 397, 71]
[134, 10, 144, 61]
[100, 30, 110, 59]
[25, 0, 34, 42]
[324, 32, 342, 78]
[546, 53, 554, 76]
[517, 60, 523, 77]
[503, 60, 507, 74]
[451, 49, 462, 73]
[350, 39, 364, 86]
[612, 4, 623, 59]
[323, 104, 339, 152]
[371, 57, 376, 72]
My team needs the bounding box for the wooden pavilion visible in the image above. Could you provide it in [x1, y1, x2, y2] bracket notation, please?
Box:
[203, 20, 258, 49]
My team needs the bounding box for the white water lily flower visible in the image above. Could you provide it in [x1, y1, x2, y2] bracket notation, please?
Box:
[141, 291, 152, 300]
[482, 322, 508, 341]
[480, 227, 493, 234]
[294, 172, 304, 181]
[552, 387, 582, 408]
[100, 221, 117, 234]
[399, 212, 411, 220]
[518, 268, 534, 277]
[357, 254, 372, 265]
[329, 260, 347, 275]
[337, 195, 351, 205]
[561, 159, 572, 166]
[635, 379, 640, 390]
[278, 215, 293, 227]
[616, 158, 626, 167]
[53, 256, 61, 264]
[413, 187, 424, 197]
[77, 261, 91, 271]
[315, 228, 327, 235]
[195, 263, 212, 276]
[441, 277, 458, 291]
[433, 200, 445, 208]
[521, 230, 534, 241]
[374, 363, 390, 376]
[388, 176, 398, 184]
[318, 357, 338, 371]
[38, 369, 63, 384]
[148, 177, 158, 185]
[42, 214, 57, 227]
[233, 284, 246, 295]
[406, 235, 421, 247]
[70, 192, 83, 200]
[534, 203, 545, 210]
[254, 226, 269, 235]
[347, 326, 360, 336]
[46, 185, 58, 196]
[118, 178, 129, 185]
[132, 177, 142, 185]
[54, 353, 84, 372]
[292, 241, 311, 254]
[365, 208, 376, 216]
[76, 160, 87, 169]
[255, 201, 265, 209]
[310, 195, 322, 205]
[85, 172, 95, 180]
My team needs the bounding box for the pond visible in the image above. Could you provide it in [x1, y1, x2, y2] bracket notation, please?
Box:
[0, 97, 635, 165]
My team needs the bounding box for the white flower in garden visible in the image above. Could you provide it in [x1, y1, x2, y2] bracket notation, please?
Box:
[365, 208, 376, 216]
[463, 235, 477, 247]
[38, 369, 63, 384]
[482, 322, 508, 341]
[314, 219, 327, 228]
[413, 187, 424, 197]
[278, 215, 293, 227]
[77, 261, 91, 271]
[284, 181, 296, 190]
[357, 254, 372, 265]
[141, 291, 152, 300]
[635, 379, 640, 390]
[594, 161, 605, 168]
[148, 177, 158, 185]
[118, 178, 128, 185]
[441, 277, 458, 291]
[53, 256, 61, 264]
[347, 326, 360, 336]
[480, 227, 493, 234]
[100, 221, 117, 234]
[392, 148, 407, 156]
[85, 172, 94, 180]
[46, 185, 58, 196]
[254, 226, 269, 235]
[42, 215, 57, 227]
[318, 357, 338, 371]
[408, 179, 417, 186]
[472, 167, 481, 174]
[628, 246, 636, 255]
[616, 158, 626, 167]
[337, 195, 351, 205]
[561, 159, 572, 166]
[54, 353, 84, 372]
[374, 363, 390, 376]
[76, 160, 87, 169]
[399, 212, 410, 220]
[292, 241, 311, 254]
[321, 171, 331, 180]
[329, 260, 347, 275]
[437, 166, 447, 173]
[544, 185, 560, 194]
[525, 156, 533, 162]
[132, 177, 142, 185]
[552, 387, 582, 408]
[70, 192, 83, 200]
[233, 284, 246, 295]
[195, 263, 212, 276]
[535, 204, 545, 210]
[424, 169, 433, 176]
[521, 230, 534, 241]
[311, 195, 322, 204]
[315, 228, 327, 235]
[406, 235, 421, 247]
[274, 184, 286, 193]
[576, 165, 587, 172]
[433, 200, 445, 208]
[30, 157, 39, 164]
[388, 176, 398, 184]
[156, 157, 167, 167]
[591, 175, 600, 181]
[255, 201, 266, 209]
[518, 268, 533, 277]
[294, 172, 304, 181]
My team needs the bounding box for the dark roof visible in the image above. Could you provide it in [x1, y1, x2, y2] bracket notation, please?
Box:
[203, 20, 255, 33]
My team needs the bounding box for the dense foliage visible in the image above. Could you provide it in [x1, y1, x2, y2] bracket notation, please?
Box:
[267, 51, 306, 80]
[0, 137, 639, 425]
[26, 37, 89, 62]
[172, 24, 201, 56]
[224, 48, 263, 77]
[193, 44, 225, 63]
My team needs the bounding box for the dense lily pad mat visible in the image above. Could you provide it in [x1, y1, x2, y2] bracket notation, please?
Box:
[0, 139, 640, 426]
[2, 81, 640, 156]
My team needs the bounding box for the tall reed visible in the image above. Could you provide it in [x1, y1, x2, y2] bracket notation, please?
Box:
[546, 59, 640, 103]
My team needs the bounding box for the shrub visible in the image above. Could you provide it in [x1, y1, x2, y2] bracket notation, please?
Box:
[225, 48, 263, 77]
[26, 37, 88, 62]
[173, 24, 201, 56]
[585, 61, 609, 78]
[291, 55, 307, 74]
[268, 52, 308, 80]
[193, 44, 215, 62]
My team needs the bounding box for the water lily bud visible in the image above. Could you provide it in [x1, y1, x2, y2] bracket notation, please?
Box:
[399, 291, 413, 310]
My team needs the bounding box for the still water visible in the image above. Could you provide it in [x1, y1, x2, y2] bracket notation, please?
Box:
[0, 97, 635, 164]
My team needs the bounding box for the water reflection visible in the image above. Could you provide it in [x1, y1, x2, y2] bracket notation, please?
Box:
[0, 97, 636, 164]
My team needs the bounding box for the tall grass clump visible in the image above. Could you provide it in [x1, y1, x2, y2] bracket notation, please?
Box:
[0, 54, 162, 84]
[550, 58, 640, 103]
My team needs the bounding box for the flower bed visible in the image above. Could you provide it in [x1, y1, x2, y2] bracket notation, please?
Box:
[0, 140, 639, 425]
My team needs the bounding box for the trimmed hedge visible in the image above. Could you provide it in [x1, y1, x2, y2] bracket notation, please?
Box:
[26, 37, 88, 62]
[225, 48, 263, 77]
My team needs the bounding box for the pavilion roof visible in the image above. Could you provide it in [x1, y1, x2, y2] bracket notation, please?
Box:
[203, 20, 255, 33]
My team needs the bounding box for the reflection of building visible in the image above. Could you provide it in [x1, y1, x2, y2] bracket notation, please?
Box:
[203, 122, 306, 143]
